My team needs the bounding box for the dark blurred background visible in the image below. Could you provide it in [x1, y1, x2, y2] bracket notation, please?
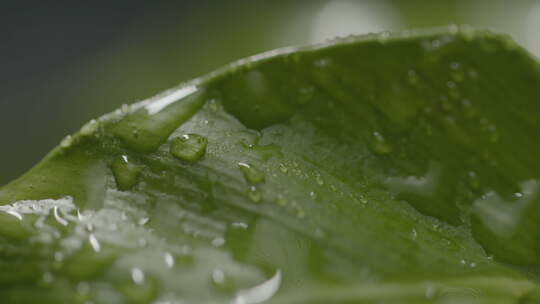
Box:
[2, 0, 540, 185]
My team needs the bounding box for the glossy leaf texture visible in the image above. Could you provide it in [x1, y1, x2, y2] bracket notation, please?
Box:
[2, 27, 540, 304]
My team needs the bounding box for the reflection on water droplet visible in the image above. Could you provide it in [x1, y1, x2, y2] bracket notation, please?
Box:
[164, 252, 175, 268]
[169, 134, 208, 163]
[248, 186, 262, 203]
[88, 234, 101, 252]
[131, 267, 145, 285]
[233, 270, 281, 304]
[53, 206, 68, 226]
[111, 155, 142, 191]
[238, 163, 265, 184]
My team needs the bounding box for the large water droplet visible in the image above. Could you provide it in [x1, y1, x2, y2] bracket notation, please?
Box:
[170, 134, 208, 162]
[238, 162, 265, 184]
[111, 155, 142, 191]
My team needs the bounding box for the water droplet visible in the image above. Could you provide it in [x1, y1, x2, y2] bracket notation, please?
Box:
[211, 269, 235, 293]
[309, 191, 318, 199]
[248, 186, 262, 203]
[111, 155, 142, 191]
[80, 119, 99, 136]
[53, 206, 68, 226]
[138, 217, 149, 226]
[131, 268, 145, 285]
[169, 134, 208, 163]
[60, 135, 73, 149]
[469, 262, 477, 268]
[212, 237, 225, 247]
[370, 132, 393, 155]
[231, 222, 248, 230]
[88, 234, 101, 252]
[411, 228, 418, 240]
[279, 163, 288, 174]
[164, 252, 175, 268]
[238, 162, 265, 184]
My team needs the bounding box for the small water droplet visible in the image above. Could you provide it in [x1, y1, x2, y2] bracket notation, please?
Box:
[60, 135, 73, 149]
[131, 268, 145, 285]
[170, 134, 208, 163]
[460, 259, 467, 265]
[111, 155, 142, 191]
[211, 269, 235, 293]
[248, 186, 262, 203]
[279, 163, 288, 174]
[238, 162, 265, 184]
[164, 252, 175, 268]
[80, 119, 99, 136]
[138, 217, 149, 226]
[309, 191, 318, 199]
[212, 237, 225, 247]
[469, 262, 477, 268]
[370, 132, 393, 155]
[231, 222, 248, 230]
[411, 228, 418, 240]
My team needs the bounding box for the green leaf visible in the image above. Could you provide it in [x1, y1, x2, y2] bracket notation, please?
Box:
[2, 27, 540, 303]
